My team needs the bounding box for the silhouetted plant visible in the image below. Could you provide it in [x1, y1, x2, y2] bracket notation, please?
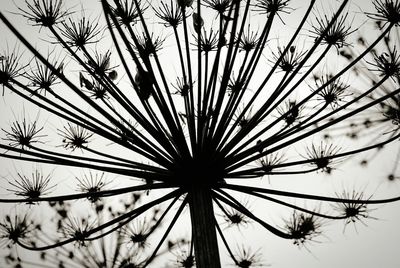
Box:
[1, 0, 400, 267]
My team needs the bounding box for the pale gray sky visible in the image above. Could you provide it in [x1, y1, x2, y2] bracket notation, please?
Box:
[1, 1, 400, 268]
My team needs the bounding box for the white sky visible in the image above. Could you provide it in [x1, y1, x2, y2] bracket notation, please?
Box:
[1, 0, 400, 268]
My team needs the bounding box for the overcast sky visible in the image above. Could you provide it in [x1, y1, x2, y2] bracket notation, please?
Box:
[1, 1, 400, 267]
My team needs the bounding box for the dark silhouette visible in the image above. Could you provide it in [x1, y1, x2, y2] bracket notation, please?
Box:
[1, 0, 400, 267]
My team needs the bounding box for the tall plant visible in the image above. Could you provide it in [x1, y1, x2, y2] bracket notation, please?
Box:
[1, 0, 400, 267]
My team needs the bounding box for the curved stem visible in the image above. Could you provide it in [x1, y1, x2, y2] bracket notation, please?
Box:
[212, 189, 292, 239]
[0, 182, 172, 203]
[16, 189, 182, 251]
[221, 183, 400, 204]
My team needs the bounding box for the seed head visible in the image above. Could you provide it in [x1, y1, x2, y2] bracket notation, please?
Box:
[192, 29, 221, 53]
[59, 16, 103, 48]
[59, 123, 93, 151]
[76, 172, 107, 203]
[367, 0, 400, 27]
[171, 241, 195, 268]
[25, 57, 63, 94]
[177, 0, 194, 9]
[253, 0, 292, 22]
[310, 13, 355, 50]
[154, 0, 184, 28]
[234, 247, 264, 268]
[62, 217, 95, 246]
[332, 189, 375, 231]
[2, 118, 45, 150]
[222, 206, 250, 228]
[276, 100, 303, 126]
[203, 0, 232, 15]
[86, 50, 116, 78]
[133, 32, 165, 58]
[237, 25, 260, 52]
[284, 211, 322, 246]
[172, 77, 191, 97]
[368, 48, 400, 79]
[382, 96, 400, 126]
[0, 214, 36, 246]
[256, 152, 286, 173]
[123, 219, 151, 249]
[313, 73, 350, 108]
[271, 45, 307, 73]
[79, 73, 110, 100]
[18, 0, 70, 27]
[8, 170, 53, 201]
[111, 0, 148, 26]
[0, 47, 25, 94]
[304, 142, 341, 173]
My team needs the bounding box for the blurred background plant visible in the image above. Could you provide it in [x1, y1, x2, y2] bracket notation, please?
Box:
[1, 0, 400, 267]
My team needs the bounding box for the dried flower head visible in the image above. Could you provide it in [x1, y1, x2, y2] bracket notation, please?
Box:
[177, 0, 194, 9]
[76, 172, 107, 203]
[59, 123, 93, 151]
[2, 118, 45, 149]
[172, 77, 191, 97]
[7, 170, 53, 200]
[237, 25, 260, 52]
[177, 254, 195, 268]
[271, 45, 307, 73]
[133, 32, 165, 58]
[234, 247, 265, 268]
[382, 96, 400, 126]
[154, 0, 184, 28]
[332, 189, 375, 230]
[86, 50, 116, 77]
[253, 0, 291, 22]
[233, 106, 252, 130]
[368, 48, 400, 79]
[313, 73, 350, 108]
[227, 76, 246, 96]
[62, 217, 95, 246]
[222, 206, 250, 228]
[0, 47, 25, 93]
[203, 0, 231, 15]
[256, 152, 286, 173]
[304, 142, 341, 173]
[276, 100, 303, 126]
[117, 257, 144, 268]
[366, 0, 400, 27]
[387, 173, 400, 181]
[25, 57, 63, 94]
[111, 0, 148, 26]
[59, 16, 103, 48]
[0, 214, 36, 247]
[18, 0, 69, 27]
[79, 73, 110, 100]
[284, 211, 322, 246]
[193, 29, 221, 53]
[172, 241, 195, 268]
[123, 219, 151, 249]
[3, 0, 400, 267]
[310, 13, 355, 50]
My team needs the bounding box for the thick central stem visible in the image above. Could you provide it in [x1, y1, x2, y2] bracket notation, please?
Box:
[189, 186, 221, 268]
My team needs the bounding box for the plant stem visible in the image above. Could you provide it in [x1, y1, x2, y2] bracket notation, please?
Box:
[189, 187, 221, 268]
